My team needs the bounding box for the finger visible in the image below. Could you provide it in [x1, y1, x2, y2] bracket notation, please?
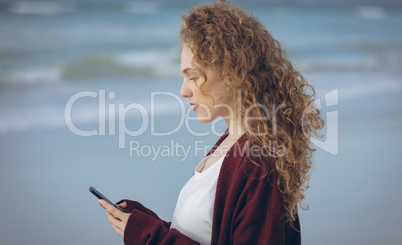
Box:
[118, 201, 127, 209]
[99, 200, 107, 210]
[99, 199, 115, 212]
[100, 200, 123, 220]
[116, 202, 129, 212]
[112, 224, 123, 236]
[116, 206, 123, 212]
[107, 211, 121, 222]
[107, 212, 124, 236]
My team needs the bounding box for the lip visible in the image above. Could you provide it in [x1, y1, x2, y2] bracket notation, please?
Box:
[190, 103, 199, 111]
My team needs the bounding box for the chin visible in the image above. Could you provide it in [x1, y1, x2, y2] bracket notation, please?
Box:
[197, 117, 213, 124]
[197, 113, 218, 124]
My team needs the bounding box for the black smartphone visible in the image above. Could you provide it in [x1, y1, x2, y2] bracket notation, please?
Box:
[89, 186, 116, 207]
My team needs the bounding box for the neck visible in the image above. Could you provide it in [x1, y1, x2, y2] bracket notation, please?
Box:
[224, 116, 244, 141]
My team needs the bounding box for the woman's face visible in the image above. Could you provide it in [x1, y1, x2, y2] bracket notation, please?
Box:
[180, 45, 231, 123]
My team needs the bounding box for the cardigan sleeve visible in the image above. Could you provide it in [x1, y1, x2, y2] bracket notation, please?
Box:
[116, 199, 201, 245]
[116, 199, 171, 229]
[231, 161, 301, 245]
[123, 209, 201, 245]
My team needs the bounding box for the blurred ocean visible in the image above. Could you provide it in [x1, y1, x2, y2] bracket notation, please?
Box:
[0, 1, 401, 245]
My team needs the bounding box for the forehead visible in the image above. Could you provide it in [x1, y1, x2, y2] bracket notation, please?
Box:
[180, 45, 194, 71]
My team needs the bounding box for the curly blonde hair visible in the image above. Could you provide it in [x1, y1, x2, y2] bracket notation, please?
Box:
[180, 0, 324, 229]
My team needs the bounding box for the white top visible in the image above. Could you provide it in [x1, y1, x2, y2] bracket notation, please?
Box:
[170, 155, 225, 245]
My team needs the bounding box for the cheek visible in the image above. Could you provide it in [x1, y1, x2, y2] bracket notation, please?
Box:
[193, 85, 201, 95]
[219, 93, 232, 105]
[193, 86, 210, 103]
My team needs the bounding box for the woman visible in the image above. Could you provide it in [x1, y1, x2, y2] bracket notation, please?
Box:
[99, 1, 324, 244]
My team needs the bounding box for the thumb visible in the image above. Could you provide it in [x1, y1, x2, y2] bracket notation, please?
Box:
[118, 201, 128, 209]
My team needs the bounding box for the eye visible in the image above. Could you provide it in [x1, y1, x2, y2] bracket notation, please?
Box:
[189, 77, 197, 81]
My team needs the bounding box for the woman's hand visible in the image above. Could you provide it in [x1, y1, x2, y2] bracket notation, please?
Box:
[115, 201, 131, 213]
[99, 199, 131, 236]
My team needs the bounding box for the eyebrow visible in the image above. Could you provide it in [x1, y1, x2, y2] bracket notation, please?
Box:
[181, 67, 197, 75]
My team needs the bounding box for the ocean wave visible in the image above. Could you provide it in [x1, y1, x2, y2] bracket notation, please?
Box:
[59, 52, 141, 81]
[0, 103, 102, 134]
[341, 77, 401, 100]
[0, 99, 184, 134]
[7, 2, 76, 15]
[0, 49, 180, 86]
[125, 2, 161, 14]
[0, 104, 65, 134]
[311, 72, 402, 101]
[0, 66, 62, 86]
[115, 49, 179, 76]
[61, 49, 179, 81]
[295, 54, 379, 72]
[356, 6, 386, 19]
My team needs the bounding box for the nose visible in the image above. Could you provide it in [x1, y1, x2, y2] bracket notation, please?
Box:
[180, 79, 192, 98]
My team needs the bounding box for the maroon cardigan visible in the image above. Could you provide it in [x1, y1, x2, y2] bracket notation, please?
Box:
[119, 129, 301, 244]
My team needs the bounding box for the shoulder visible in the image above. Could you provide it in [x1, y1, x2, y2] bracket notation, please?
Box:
[219, 135, 280, 203]
[228, 136, 277, 182]
[225, 137, 283, 209]
[215, 131, 279, 197]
